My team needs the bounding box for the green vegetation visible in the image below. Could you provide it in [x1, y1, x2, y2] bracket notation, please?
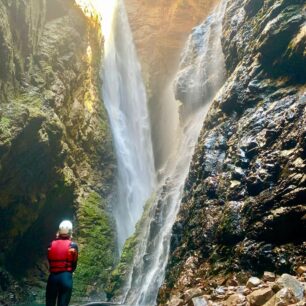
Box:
[0, 1, 116, 304]
[74, 192, 116, 297]
[106, 194, 156, 299]
[0, 116, 12, 139]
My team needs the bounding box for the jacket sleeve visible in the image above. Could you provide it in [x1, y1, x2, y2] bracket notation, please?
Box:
[47, 242, 52, 262]
[70, 242, 78, 272]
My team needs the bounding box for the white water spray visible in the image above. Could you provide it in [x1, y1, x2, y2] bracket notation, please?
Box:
[94, 0, 156, 250]
[121, 1, 228, 304]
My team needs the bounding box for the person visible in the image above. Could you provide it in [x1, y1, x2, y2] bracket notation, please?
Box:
[46, 220, 78, 306]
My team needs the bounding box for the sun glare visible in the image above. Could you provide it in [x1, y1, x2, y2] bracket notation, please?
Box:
[75, 0, 118, 40]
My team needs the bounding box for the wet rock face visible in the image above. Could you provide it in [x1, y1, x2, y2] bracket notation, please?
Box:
[173, 6, 226, 115]
[0, 0, 115, 302]
[159, 0, 306, 303]
[0, 0, 45, 96]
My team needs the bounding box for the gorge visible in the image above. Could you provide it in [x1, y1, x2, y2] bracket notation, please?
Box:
[0, 0, 305, 305]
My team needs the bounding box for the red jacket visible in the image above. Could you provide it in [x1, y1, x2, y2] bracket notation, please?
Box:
[47, 238, 78, 273]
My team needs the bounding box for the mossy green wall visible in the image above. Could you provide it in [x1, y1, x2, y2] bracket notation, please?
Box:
[74, 192, 116, 297]
[0, 0, 116, 303]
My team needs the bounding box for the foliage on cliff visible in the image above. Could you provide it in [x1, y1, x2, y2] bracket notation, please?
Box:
[74, 192, 116, 298]
[159, 0, 306, 303]
[0, 0, 115, 303]
[105, 194, 156, 301]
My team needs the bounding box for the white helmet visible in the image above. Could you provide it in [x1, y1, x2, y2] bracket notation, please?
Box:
[59, 220, 73, 236]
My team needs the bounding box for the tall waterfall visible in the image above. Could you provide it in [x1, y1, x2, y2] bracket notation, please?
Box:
[97, 0, 156, 250]
[121, 1, 228, 304]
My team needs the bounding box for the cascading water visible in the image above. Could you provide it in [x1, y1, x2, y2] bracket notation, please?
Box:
[95, 0, 156, 250]
[120, 1, 228, 304]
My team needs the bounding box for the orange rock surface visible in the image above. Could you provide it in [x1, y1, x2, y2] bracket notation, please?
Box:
[125, 0, 220, 87]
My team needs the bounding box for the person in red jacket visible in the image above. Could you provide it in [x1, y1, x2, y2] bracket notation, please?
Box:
[46, 220, 78, 306]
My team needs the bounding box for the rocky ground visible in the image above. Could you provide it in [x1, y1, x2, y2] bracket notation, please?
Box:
[164, 266, 306, 306]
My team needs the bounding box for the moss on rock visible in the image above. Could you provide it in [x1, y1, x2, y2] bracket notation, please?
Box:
[0, 0, 115, 303]
[106, 194, 155, 300]
[74, 192, 116, 298]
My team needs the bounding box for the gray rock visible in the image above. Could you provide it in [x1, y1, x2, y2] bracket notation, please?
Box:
[246, 277, 262, 289]
[232, 167, 245, 180]
[275, 273, 305, 301]
[209, 303, 224, 306]
[263, 287, 298, 306]
[158, 0, 306, 300]
[215, 286, 226, 295]
[190, 296, 209, 306]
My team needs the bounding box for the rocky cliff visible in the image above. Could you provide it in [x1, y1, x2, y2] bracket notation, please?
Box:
[0, 0, 115, 303]
[126, 0, 219, 82]
[159, 0, 306, 304]
[125, 0, 219, 167]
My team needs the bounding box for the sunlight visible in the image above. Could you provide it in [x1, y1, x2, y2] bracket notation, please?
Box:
[74, 0, 95, 16]
[75, 0, 118, 41]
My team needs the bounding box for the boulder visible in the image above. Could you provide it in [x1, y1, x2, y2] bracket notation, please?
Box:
[297, 266, 306, 275]
[262, 272, 276, 282]
[246, 277, 262, 289]
[274, 273, 305, 301]
[247, 287, 274, 305]
[263, 287, 298, 306]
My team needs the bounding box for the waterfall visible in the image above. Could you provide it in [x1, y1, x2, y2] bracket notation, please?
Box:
[96, 0, 156, 251]
[121, 1, 228, 304]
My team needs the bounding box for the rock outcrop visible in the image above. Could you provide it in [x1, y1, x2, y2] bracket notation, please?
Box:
[0, 0, 115, 303]
[159, 0, 306, 304]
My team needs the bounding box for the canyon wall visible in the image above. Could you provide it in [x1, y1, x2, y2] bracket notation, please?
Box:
[126, 0, 219, 84]
[1, 0, 305, 304]
[125, 0, 219, 167]
[159, 0, 306, 303]
[0, 0, 115, 303]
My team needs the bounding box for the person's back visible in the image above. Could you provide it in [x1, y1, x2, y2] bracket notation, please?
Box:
[46, 220, 78, 306]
